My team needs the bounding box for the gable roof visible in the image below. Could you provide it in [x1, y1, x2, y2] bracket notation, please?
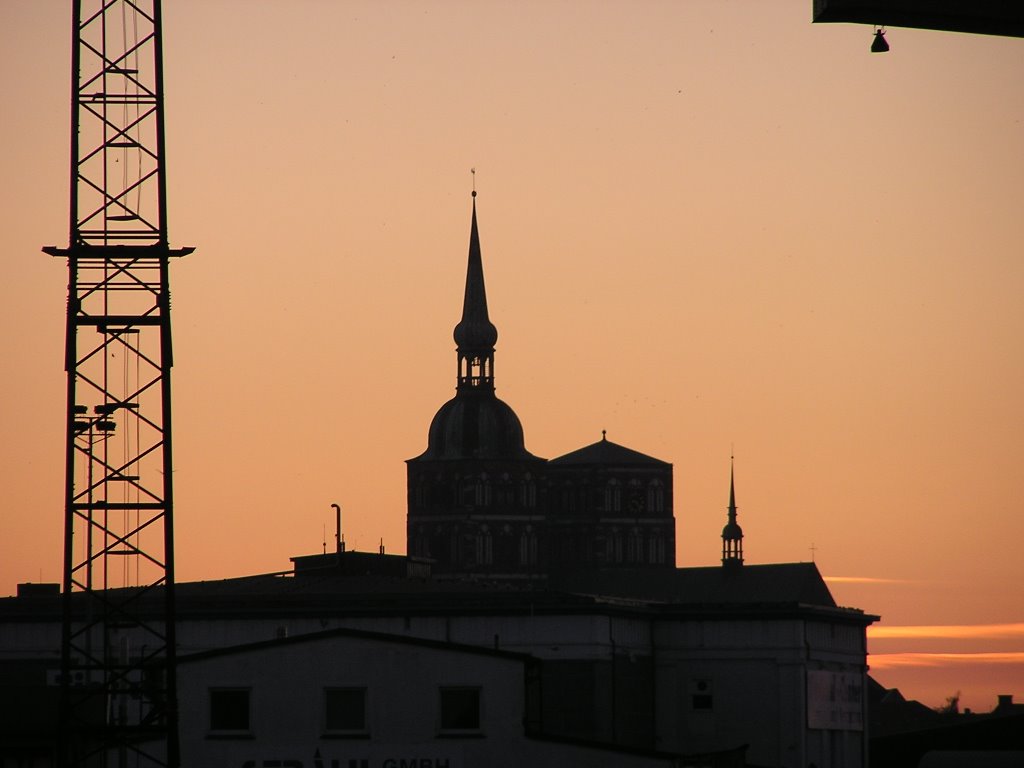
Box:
[548, 436, 670, 468]
[178, 623, 534, 665]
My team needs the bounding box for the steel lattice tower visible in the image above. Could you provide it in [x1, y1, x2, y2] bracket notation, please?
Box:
[44, 2, 191, 765]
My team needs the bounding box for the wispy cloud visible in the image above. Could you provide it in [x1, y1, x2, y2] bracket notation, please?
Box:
[825, 576, 912, 585]
[870, 652, 1024, 669]
[869, 623, 1024, 640]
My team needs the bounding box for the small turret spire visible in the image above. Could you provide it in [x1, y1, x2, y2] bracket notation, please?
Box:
[722, 454, 744, 566]
[453, 178, 497, 391]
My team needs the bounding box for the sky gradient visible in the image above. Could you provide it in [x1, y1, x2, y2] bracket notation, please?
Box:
[1, 1, 1022, 713]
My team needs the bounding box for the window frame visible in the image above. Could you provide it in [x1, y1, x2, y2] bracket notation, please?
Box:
[322, 685, 370, 738]
[207, 686, 253, 737]
[438, 686, 483, 736]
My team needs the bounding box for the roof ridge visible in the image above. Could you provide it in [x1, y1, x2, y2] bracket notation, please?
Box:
[548, 436, 670, 466]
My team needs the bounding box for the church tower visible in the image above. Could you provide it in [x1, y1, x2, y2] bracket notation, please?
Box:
[407, 191, 547, 579]
[722, 457, 744, 567]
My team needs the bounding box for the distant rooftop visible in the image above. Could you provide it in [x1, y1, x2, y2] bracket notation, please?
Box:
[549, 433, 671, 467]
[2, 552, 873, 626]
[556, 562, 841, 608]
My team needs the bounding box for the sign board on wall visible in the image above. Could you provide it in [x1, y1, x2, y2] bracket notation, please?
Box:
[239, 748, 462, 768]
[807, 670, 864, 731]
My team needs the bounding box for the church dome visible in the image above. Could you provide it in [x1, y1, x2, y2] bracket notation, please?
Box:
[416, 391, 538, 461]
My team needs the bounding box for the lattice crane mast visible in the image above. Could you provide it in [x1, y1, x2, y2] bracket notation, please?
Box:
[43, 1, 192, 765]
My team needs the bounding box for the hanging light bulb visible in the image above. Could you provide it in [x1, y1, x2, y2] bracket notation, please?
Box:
[871, 26, 890, 53]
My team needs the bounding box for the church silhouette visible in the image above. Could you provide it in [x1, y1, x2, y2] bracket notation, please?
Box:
[408, 192, 677, 580]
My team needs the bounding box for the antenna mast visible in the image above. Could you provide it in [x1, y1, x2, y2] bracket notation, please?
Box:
[44, 2, 191, 765]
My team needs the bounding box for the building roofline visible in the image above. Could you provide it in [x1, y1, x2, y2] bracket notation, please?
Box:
[178, 623, 535, 665]
[0, 590, 875, 629]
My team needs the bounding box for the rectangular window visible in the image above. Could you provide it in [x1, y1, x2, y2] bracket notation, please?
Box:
[324, 687, 368, 735]
[692, 693, 713, 709]
[209, 688, 250, 733]
[439, 687, 481, 733]
[691, 678, 713, 711]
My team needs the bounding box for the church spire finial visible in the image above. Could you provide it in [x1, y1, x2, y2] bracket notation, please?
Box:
[722, 453, 744, 567]
[453, 177, 497, 391]
[728, 454, 736, 515]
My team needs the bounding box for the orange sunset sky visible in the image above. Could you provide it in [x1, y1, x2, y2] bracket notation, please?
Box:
[1, 1, 1022, 713]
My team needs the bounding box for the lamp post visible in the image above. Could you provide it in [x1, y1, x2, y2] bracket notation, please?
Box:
[72, 405, 116, 591]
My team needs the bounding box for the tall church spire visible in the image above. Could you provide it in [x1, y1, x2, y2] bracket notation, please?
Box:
[722, 455, 744, 566]
[453, 189, 498, 391]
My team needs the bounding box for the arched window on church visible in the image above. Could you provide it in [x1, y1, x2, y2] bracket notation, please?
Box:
[627, 528, 643, 563]
[496, 473, 514, 506]
[481, 473, 492, 507]
[648, 534, 665, 564]
[609, 527, 623, 563]
[519, 526, 538, 566]
[476, 526, 493, 566]
[460, 476, 484, 507]
[604, 479, 622, 513]
[520, 474, 536, 508]
[461, 530, 478, 567]
[647, 480, 665, 514]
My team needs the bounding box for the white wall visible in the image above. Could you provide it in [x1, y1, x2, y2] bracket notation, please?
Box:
[177, 632, 674, 768]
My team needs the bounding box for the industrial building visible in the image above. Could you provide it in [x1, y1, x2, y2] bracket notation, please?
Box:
[1, 196, 876, 768]
[1, 551, 874, 768]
